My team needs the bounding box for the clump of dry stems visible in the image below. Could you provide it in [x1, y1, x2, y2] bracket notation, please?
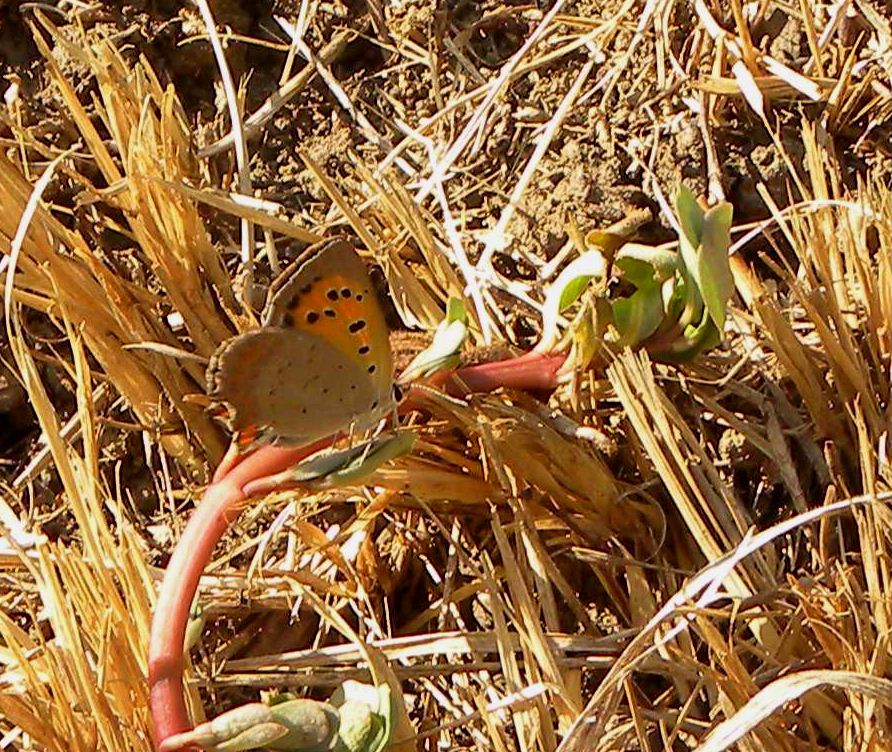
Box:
[0, 2, 889, 752]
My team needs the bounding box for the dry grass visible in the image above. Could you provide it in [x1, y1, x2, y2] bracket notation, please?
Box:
[1, 2, 890, 751]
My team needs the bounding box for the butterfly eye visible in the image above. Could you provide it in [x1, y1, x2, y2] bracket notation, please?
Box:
[392, 383, 405, 403]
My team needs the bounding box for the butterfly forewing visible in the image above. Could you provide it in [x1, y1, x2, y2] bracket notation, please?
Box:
[263, 239, 393, 397]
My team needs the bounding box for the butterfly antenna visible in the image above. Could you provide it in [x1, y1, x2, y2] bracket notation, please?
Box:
[408, 381, 470, 408]
[390, 400, 401, 431]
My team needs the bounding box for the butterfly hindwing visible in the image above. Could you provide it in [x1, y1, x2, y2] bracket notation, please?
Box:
[207, 328, 390, 448]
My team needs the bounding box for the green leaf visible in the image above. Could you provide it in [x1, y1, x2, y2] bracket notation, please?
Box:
[538, 250, 608, 351]
[364, 685, 393, 752]
[685, 305, 723, 355]
[159, 704, 290, 752]
[399, 298, 468, 382]
[445, 297, 467, 324]
[612, 283, 664, 347]
[615, 243, 678, 283]
[614, 256, 659, 289]
[336, 701, 380, 752]
[184, 601, 205, 652]
[658, 305, 722, 363]
[672, 186, 734, 334]
[674, 186, 703, 283]
[267, 700, 339, 752]
[675, 185, 704, 250]
[558, 275, 595, 311]
[330, 681, 392, 752]
[291, 432, 417, 489]
[662, 276, 687, 322]
[216, 723, 290, 752]
[399, 319, 467, 381]
[697, 202, 734, 329]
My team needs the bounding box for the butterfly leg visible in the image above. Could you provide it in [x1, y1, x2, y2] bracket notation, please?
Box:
[367, 403, 399, 442]
[389, 400, 401, 432]
[345, 419, 358, 450]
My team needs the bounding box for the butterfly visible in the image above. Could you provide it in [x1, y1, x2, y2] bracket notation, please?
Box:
[207, 238, 398, 450]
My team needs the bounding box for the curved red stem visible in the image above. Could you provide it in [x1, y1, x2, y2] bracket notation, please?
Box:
[147, 352, 565, 749]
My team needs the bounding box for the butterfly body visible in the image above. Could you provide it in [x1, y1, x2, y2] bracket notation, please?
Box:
[207, 239, 395, 450]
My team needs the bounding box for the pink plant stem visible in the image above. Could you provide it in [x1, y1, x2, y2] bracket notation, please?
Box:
[148, 352, 565, 749]
[438, 350, 565, 394]
[148, 441, 324, 747]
